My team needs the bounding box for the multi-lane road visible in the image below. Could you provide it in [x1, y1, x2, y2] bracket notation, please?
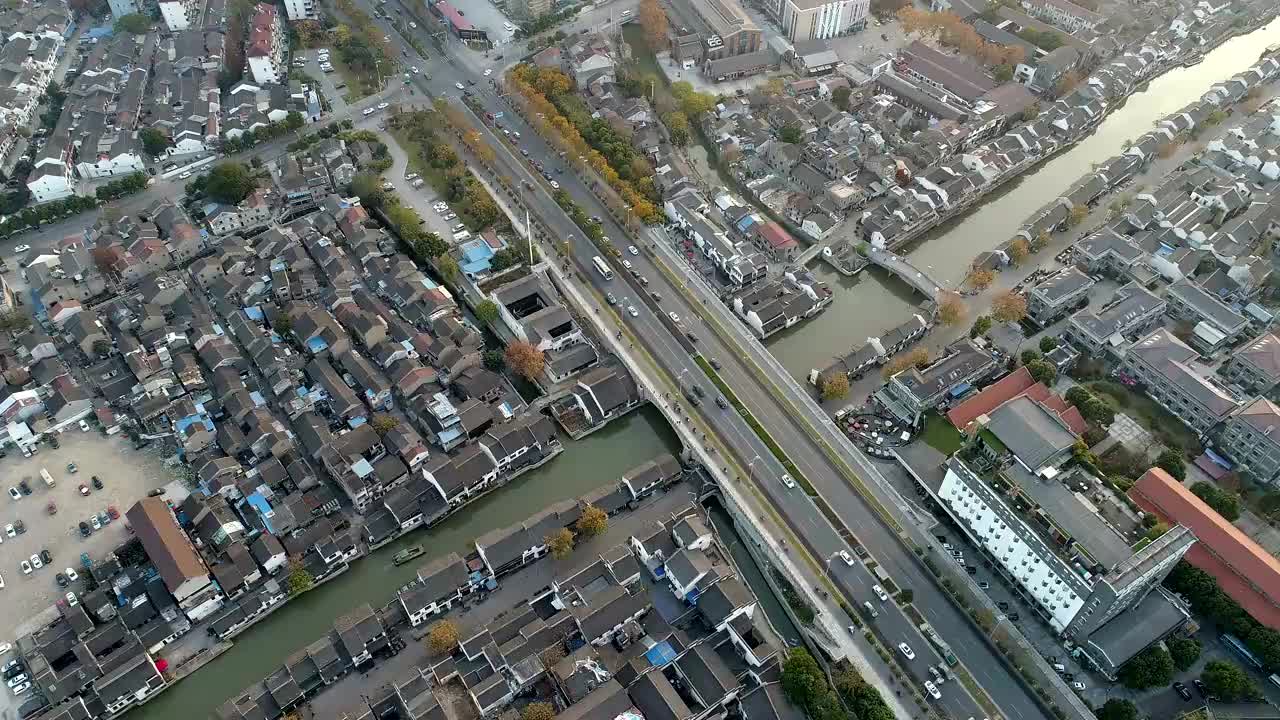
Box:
[368, 6, 1054, 720]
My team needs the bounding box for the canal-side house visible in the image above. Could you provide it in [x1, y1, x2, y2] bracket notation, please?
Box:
[1026, 267, 1095, 326]
[126, 497, 225, 623]
[421, 443, 501, 509]
[398, 552, 476, 626]
[475, 500, 581, 578]
[875, 339, 998, 425]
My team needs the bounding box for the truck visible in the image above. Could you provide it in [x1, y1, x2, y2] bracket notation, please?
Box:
[39, 468, 55, 487]
[918, 622, 958, 667]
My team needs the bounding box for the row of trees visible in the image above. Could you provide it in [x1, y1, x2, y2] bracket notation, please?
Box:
[1190, 480, 1241, 520]
[507, 64, 662, 223]
[0, 194, 99, 237]
[1166, 561, 1280, 670]
[781, 648, 895, 720]
[333, 0, 396, 92]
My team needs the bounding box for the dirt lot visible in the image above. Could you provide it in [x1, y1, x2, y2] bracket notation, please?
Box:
[0, 430, 175, 645]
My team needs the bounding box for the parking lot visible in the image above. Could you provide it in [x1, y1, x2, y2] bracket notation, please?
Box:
[0, 431, 175, 647]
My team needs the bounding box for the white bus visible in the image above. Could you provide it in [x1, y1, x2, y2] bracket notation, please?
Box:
[592, 256, 614, 280]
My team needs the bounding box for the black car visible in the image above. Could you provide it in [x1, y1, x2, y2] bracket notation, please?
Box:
[147, 488, 166, 497]
[965, 565, 977, 574]
[79, 521, 91, 537]
[691, 384, 706, 399]
[40, 548, 52, 564]
[1008, 612, 1019, 621]
[716, 396, 729, 409]
[1192, 679, 1208, 698]
[13, 519, 24, 534]
[92, 476, 103, 490]
[997, 601, 1010, 611]
[18, 479, 31, 495]
[56, 572, 68, 588]
[1173, 682, 1192, 701]
[709, 358, 722, 370]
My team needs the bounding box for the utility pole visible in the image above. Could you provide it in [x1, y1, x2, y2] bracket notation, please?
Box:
[526, 208, 534, 264]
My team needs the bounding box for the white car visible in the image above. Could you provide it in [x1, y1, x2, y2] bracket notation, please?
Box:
[29, 554, 41, 570]
[20, 560, 31, 575]
[13, 244, 30, 252]
[3, 524, 12, 538]
[64, 567, 78, 582]
[549, 180, 560, 190]
[627, 306, 638, 317]
[628, 245, 639, 256]
[408, 21, 417, 27]
[0, 573, 4, 588]
[1070, 681, 1085, 691]
[179, 171, 192, 179]
[872, 584, 889, 602]
[668, 311, 680, 323]
[79, 419, 90, 432]
[923, 680, 941, 699]
[362, 107, 375, 116]
[377, 102, 390, 109]
[622, 260, 633, 270]
[780, 474, 796, 489]
[484, 68, 493, 76]
[411, 66, 420, 74]
[65, 591, 77, 606]
[838, 550, 854, 566]
[455, 82, 465, 90]
[91, 515, 101, 531]
[11, 681, 31, 696]
[7, 488, 18, 501]
[898, 642, 915, 661]
[0, 643, 9, 655]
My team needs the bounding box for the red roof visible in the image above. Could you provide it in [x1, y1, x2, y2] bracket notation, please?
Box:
[948, 367, 1035, 428]
[434, 0, 472, 31]
[946, 366, 1088, 435]
[1130, 468, 1280, 629]
[756, 221, 796, 250]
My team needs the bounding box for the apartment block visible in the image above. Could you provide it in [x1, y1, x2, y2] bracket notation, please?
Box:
[876, 339, 997, 424]
[1026, 267, 1094, 326]
[1217, 398, 1280, 485]
[1119, 328, 1240, 436]
[1064, 283, 1164, 355]
[1220, 332, 1280, 396]
[246, 3, 286, 85]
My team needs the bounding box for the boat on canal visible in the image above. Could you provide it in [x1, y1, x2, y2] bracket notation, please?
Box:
[393, 545, 425, 566]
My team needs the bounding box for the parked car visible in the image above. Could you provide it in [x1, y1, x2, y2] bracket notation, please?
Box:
[65, 567, 77, 582]
[1173, 682, 1192, 701]
[78, 484, 89, 496]
[79, 522, 90, 537]
[55, 572, 68, 588]
[897, 643, 915, 661]
[39, 549, 50, 565]
[92, 476, 103, 490]
[29, 554, 41, 570]
[90, 515, 100, 531]
[2, 524, 11, 538]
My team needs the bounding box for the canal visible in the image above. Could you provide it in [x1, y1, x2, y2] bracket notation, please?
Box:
[769, 18, 1280, 378]
[130, 406, 681, 720]
[706, 500, 805, 648]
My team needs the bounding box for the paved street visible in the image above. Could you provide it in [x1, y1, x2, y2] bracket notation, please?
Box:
[357, 12, 1059, 718]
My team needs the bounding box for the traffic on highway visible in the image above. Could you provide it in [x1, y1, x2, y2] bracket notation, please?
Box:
[358, 4, 1049, 718]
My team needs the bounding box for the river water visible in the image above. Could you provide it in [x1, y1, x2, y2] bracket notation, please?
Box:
[769, 18, 1280, 378]
[129, 407, 680, 720]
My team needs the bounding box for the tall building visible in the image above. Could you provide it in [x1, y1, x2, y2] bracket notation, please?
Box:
[247, 3, 286, 85]
[282, 0, 318, 22]
[767, 0, 867, 43]
[898, 447, 1194, 679]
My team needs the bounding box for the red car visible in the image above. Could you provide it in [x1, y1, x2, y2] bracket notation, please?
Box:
[78, 484, 89, 496]
[106, 505, 119, 520]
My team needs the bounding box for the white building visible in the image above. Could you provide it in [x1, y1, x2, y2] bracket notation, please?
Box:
[282, 0, 318, 21]
[770, 0, 868, 42]
[27, 143, 75, 203]
[159, 0, 197, 31]
[246, 3, 286, 85]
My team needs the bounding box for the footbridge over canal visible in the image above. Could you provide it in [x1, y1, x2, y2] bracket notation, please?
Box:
[797, 237, 950, 300]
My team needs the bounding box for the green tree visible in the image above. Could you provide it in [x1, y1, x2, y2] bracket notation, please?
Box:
[575, 505, 608, 538]
[1118, 645, 1175, 689]
[969, 315, 993, 338]
[1167, 636, 1202, 671]
[437, 255, 460, 282]
[832, 86, 852, 111]
[663, 111, 690, 146]
[204, 162, 256, 204]
[91, 338, 112, 357]
[350, 173, 386, 209]
[284, 111, 305, 131]
[1191, 481, 1240, 520]
[1020, 349, 1042, 365]
[546, 527, 575, 558]
[779, 124, 804, 144]
[781, 647, 827, 711]
[482, 350, 505, 371]
[1202, 660, 1262, 701]
[113, 13, 151, 33]
[475, 299, 499, 326]
[0, 310, 32, 333]
[896, 588, 913, 604]
[285, 561, 314, 596]
[1039, 336, 1059, 353]
[139, 128, 170, 157]
[1095, 698, 1139, 720]
[414, 232, 449, 260]
[1027, 359, 1057, 385]
[1156, 449, 1187, 481]
[370, 414, 400, 435]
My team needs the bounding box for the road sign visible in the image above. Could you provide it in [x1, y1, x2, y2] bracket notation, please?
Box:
[493, 111, 504, 119]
